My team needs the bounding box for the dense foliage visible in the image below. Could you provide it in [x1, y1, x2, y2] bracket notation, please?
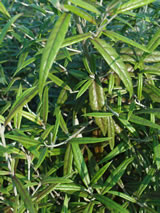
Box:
[0, 0, 160, 212]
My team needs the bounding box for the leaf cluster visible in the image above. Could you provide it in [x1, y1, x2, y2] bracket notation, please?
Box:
[0, 0, 160, 212]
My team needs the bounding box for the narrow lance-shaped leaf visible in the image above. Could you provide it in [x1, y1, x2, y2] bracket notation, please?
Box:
[64, 5, 96, 25]
[129, 114, 160, 130]
[14, 57, 36, 77]
[0, 13, 22, 44]
[70, 137, 112, 144]
[42, 86, 49, 124]
[116, 0, 155, 14]
[5, 134, 41, 146]
[107, 116, 115, 150]
[137, 73, 143, 101]
[90, 161, 112, 185]
[39, 13, 71, 98]
[135, 168, 155, 198]
[14, 85, 23, 129]
[0, 2, 10, 18]
[83, 202, 95, 213]
[83, 112, 113, 117]
[99, 142, 130, 164]
[89, 79, 108, 136]
[72, 143, 90, 187]
[147, 29, 160, 52]
[153, 136, 160, 170]
[61, 32, 91, 48]
[94, 194, 129, 213]
[48, 73, 71, 91]
[21, 110, 43, 126]
[12, 176, 36, 213]
[91, 38, 133, 97]
[35, 147, 48, 170]
[70, 0, 100, 15]
[107, 191, 136, 203]
[76, 79, 93, 99]
[102, 157, 134, 194]
[64, 143, 73, 176]
[52, 107, 61, 144]
[5, 86, 38, 126]
[103, 30, 150, 53]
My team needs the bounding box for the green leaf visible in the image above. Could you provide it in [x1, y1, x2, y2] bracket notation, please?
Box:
[60, 112, 69, 134]
[91, 38, 133, 97]
[76, 79, 93, 99]
[52, 107, 61, 144]
[14, 57, 36, 76]
[89, 79, 108, 136]
[72, 143, 90, 187]
[42, 86, 49, 124]
[5, 86, 38, 126]
[61, 32, 91, 48]
[99, 142, 130, 164]
[147, 29, 160, 52]
[118, 114, 138, 136]
[153, 136, 160, 170]
[0, 170, 10, 175]
[94, 194, 129, 213]
[39, 13, 71, 98]
[0, 13, 22, 44]
[64, 5, 97, 25]
[12, 176, 36, 213]
[136, 108, 160, 116]
[137, 73, 143, 101]
[48, 73, 71, 91]
[54, 183, 85, 192]
[70, 137, 112, 144]
[41, 177, 73, 184]
[35, 147, 48, 170]
[14, 84, 23, 129]
[101, 157, 134, 194]
[103, 30, 150, 53]
[129, 114, 160, 130]
[69, 0, 100, 15]
[83, 202, 95, 213]
[107, 191, 136, 203]
[116, 0, 155, 14]
[21, 110, 43, 126]
[107, 116, 115, 150]
[90, 161, 112, 185]
[0, 2, 10, 18]
[34, 183, 58, 202]
[64, 144, 73, 175]
[143, 83, 160, 103]
[69, 69, 89, 80]
[135, 168, 155, 198]
[61, 194, 70, 213]
[5, 134, 41, 146]
[4, 77, 21, 95]
[83, 112, 113, 117]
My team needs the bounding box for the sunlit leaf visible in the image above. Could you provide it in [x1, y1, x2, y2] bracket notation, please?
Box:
[69, 0, 100, 15]
[39, 13, 71, 97]
[0, 13, 22, 44]
[5, 86, 38, 126]
[72, 143, 90, 187]
[116, 0, 155, 14]
[103, 30, 150, 53]
[64, 5, 97, 25]
[91, 38, 133, 97]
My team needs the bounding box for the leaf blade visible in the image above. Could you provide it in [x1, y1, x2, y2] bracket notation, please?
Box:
[39, 13, 71, 97]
